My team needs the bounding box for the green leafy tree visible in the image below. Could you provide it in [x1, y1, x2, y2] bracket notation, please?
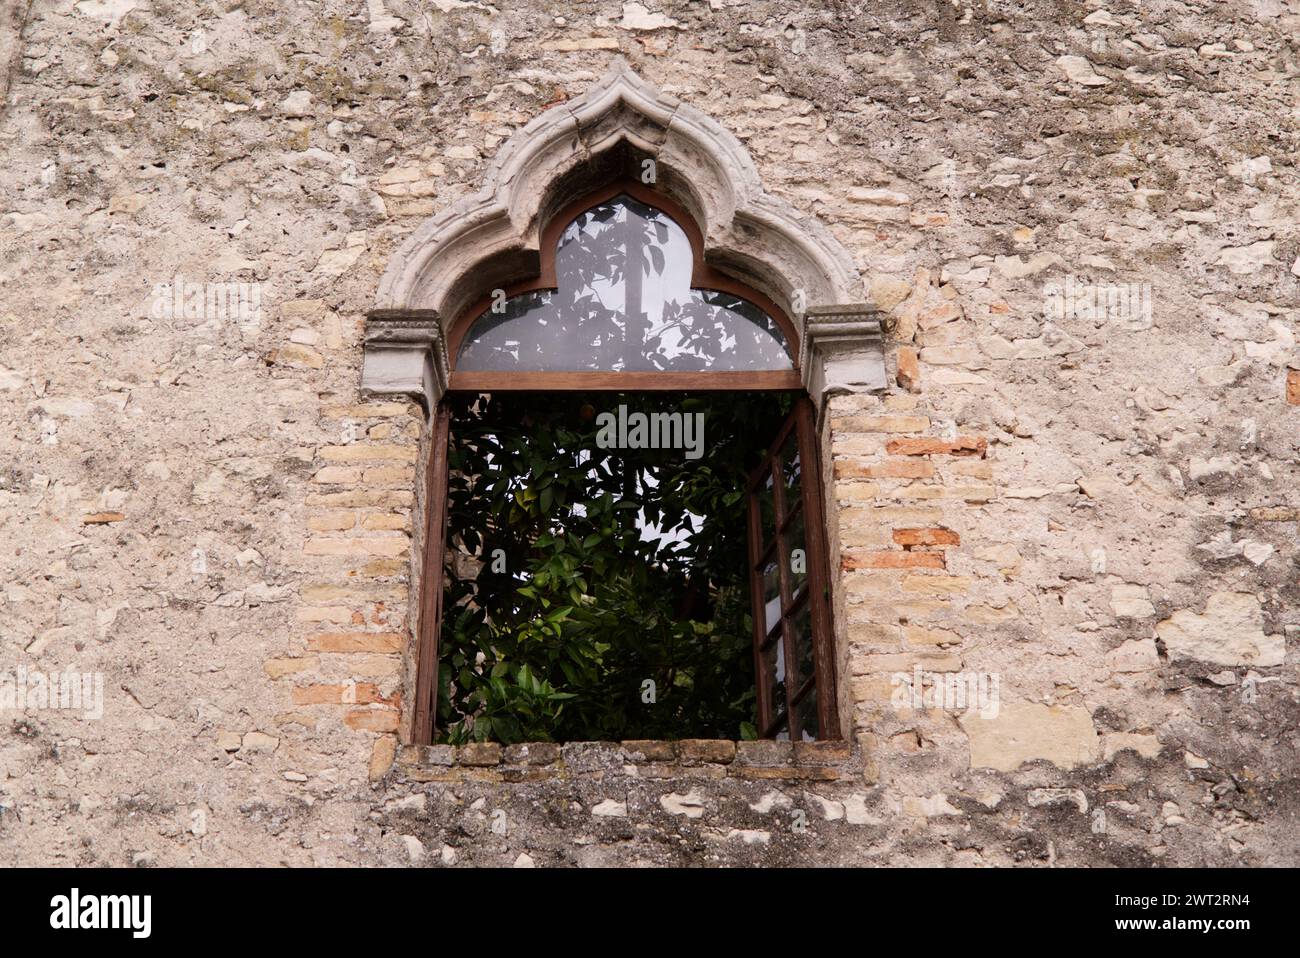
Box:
[437, 391, 790, 744]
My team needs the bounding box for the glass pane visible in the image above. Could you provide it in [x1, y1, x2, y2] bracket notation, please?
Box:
[779, 432, 801, 511]
[761, 557, 782, 634]
[764, 638, 787, 727]
[758, 470, 775, 543]
[781, 507, 806, 600]
[796, 685, 819, 741]
[790, 599, 814, 691]
[457, 195, 790, 372]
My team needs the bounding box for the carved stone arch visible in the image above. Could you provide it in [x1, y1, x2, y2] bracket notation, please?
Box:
[363, 58, 887, 410]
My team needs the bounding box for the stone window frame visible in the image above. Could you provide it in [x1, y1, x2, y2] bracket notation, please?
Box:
[361, 59, 888, 748]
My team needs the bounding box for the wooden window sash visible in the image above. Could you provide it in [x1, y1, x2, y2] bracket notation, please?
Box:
[412, 403, 451, 746]
[795, 397, 840, 740]
[745, 397, 839, 740]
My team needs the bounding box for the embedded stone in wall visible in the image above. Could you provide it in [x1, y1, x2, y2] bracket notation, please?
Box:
[1155, 592, 1285, 667]
[960, 701, 1100, 772]
[1102, 733, 1161, 762]
[1106, 639, 1159, 674]
[660, 792, 707, 818]
[902, 793, 962, 817]
[1110, 584, 1155, 619]
[619, 2, 678, 30]
[1055, 55, 1109, 86]
[1027, 788, 1087, 813]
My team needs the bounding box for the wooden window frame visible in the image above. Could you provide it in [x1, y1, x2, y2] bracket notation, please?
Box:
[745, 397, 839, 741]
[412, 404, 451, 746]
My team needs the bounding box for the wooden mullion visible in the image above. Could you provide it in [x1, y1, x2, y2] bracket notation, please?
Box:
[789, 676, 816, 707]
[771, 413, 808, 733]
[412, 404, 452, 746]
[746, 407, 800, 493]
[769, 442, 788, 521]
[780, 583, 810, 620]
[745, 487, 774, 736]
[747, 404, 807, 740]
[775, 500, 803, 536]
[770, 438, 804, 740]
[761, 713, 789, 739]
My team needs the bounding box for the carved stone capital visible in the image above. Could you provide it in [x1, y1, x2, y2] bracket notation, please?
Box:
[362, 309, 449, 412]
[800, 303, 888, 410]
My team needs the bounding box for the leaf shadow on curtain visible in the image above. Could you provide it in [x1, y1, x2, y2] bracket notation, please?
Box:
[456, 196, 791, 374]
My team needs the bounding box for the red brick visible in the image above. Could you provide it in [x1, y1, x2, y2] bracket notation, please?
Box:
[263, 656, 318, 679]
[303, 536, 409, 557]
[344, 708, 400, 732]
[319, 444, 416, 463]
[833, 414, 930, 433]
[947, 460, 993, 479]
[363, 466, 415, 485]
[82, 512, 126, 524]
[1288, 370, 1300, 405]
[308, 511, 357, 531]
[321, 403, 412, 419]
[306, 632, 403, 653]
[306, 490, 414, 508]
[896, 346, 921, 392]
[291, 682, 387, 705]
[842, 550, 946, 570]
[835, 459, 935, 479]
[312, 466, 361, 485]
[886, 436, 987, 457]
[360, 513, 408, 531]
[892, 527, 961, 547]
[355, 559, 405, 578]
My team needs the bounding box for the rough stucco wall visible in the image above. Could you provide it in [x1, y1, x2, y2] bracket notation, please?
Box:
[1, 0, 1297, 866]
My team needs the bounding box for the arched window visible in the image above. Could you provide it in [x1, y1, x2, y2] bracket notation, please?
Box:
[363, 61, 887, 749]
[446, 183, 802, 392]
[408, 185, 838, 747]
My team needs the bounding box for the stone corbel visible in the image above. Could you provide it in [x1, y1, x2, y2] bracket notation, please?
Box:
[800, 304, 890, 411]
[362, 309, 449, 414]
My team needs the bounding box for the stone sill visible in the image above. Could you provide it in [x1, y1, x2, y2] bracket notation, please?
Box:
[396, 739, 862, 784]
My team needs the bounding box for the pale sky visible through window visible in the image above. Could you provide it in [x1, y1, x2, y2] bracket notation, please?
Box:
[457, 196, 791, 373]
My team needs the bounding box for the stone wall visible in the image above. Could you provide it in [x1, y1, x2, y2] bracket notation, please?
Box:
[1, 0, 1297, 866]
